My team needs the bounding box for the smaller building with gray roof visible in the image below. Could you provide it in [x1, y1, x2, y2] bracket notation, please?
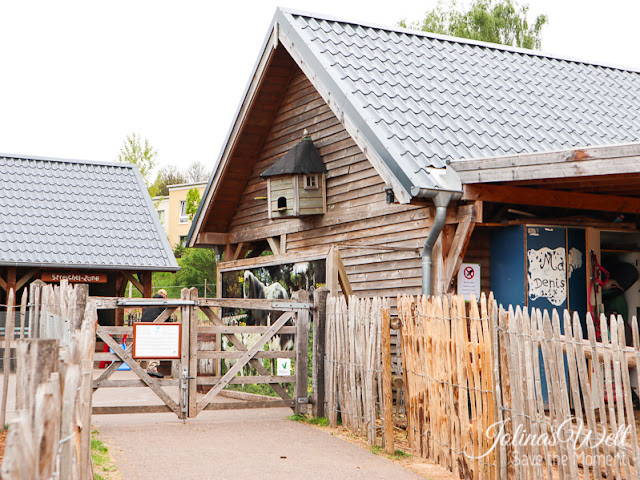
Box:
[0, 153, 179, 324]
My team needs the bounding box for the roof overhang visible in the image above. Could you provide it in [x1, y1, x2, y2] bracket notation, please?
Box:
[0, 261, 180, 272]
[451, 142, 640, 184]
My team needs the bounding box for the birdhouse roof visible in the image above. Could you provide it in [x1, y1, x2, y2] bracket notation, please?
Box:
[260, 136, 327, 178]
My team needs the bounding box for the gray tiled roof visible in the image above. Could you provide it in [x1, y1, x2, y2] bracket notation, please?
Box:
[0, 154, 179, 271]
[277, 9, 640, 195]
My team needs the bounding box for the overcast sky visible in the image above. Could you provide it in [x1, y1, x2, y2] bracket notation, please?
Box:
[1, 1, 638, 174]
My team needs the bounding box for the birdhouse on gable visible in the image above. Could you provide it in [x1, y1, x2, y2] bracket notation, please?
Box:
[260, 131, 327, 219]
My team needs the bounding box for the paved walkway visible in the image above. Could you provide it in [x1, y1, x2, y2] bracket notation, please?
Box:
[5, 371, 448, 479]
[94, 407, 425, 480]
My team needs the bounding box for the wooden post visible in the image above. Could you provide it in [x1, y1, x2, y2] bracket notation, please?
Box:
[15, 339, 59, 415]
[141, 271, 153, 298]
[180, 288, 190, 420]
[215, 265, 222, 376]
[0, 289, 15, 427]
[115, 273, 126, 326]
[59, 364, 80, 480]
[326, 246, 339, 297]
[312, 287, 329, 418]
[294, 298, 310, 415]
[381, 306, 394, 454]
[72, 283, 89, 332]
[78, 298, 97, 480]
[28, 281, 44, 339]
[490, 299, 505, 480]
[19, 290, 27, 339]
[188, 287, 198, 418]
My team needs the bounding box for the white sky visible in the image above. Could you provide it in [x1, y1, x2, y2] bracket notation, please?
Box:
[1, 0, 638, 174]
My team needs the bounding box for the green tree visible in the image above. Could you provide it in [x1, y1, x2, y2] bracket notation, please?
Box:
[149, 164, 187, 197]
[400, 0, 547, 49]
[116, 133, 158, 187]
[175, 247, 216, 297]
[185, 187, 201, 220]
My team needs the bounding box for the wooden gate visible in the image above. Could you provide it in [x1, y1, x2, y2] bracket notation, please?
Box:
[91, 289, 311, 419]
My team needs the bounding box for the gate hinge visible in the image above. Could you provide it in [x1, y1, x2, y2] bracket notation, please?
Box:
[297, 397, 309, 404]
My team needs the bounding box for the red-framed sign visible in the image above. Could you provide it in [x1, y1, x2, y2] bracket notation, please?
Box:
[42, 272, 108, 283]
[132, 322, 181, 360]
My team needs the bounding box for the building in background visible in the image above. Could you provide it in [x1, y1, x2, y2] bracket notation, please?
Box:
[0, 153, 179, 326]
[153, 195, 170, 237]
[154, 181, 207, 250]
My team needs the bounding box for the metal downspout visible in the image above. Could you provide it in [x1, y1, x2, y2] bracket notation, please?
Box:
[421, 192, 455, 297]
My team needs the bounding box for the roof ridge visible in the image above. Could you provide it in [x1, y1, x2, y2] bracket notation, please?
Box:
[0, 152, 133, 169]
[278, 7, 640, 75]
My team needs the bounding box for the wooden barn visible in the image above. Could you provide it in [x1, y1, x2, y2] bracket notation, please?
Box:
[0, 153, 179, 326]
[188, 8, 640, 318]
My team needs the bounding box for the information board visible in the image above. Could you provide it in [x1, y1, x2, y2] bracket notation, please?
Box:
[457, 263, 481, 301]
[132, 322, 181, 359]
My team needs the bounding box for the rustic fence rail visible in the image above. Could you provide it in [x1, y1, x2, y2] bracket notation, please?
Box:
[1, 281, 96, 480]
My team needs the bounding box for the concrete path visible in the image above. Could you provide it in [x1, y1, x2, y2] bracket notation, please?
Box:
[94, 407, 424, 480]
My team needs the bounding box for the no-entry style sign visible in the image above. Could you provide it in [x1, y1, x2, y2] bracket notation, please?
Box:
[458, 263, 481, 301]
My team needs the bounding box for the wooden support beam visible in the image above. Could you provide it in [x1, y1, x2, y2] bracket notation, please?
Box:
[327, 246, 352, 302]
[266, 237, 280, 255]
[196, 232, 229, 245]
[218, 247, 330, 273]
[15, 269, 37, 292]
[139, 272, 153, 298]
[280, 234, 287, 254]
[6, 268, 16, 298]
[0, 273, 7, 292]
[443, 214, 476, 294]
[336, 252, 353, 299]
[463, 183, 640, 214]
[224, 244, 234, 262]
[232, 243, 246, 261]
[122, 271, 144, 296]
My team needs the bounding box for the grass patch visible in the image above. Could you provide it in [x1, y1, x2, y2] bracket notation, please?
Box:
[370, 445, 383, 455]
[370, 445, 412, 460]
[286, 414, 329, 427]
[91, 430, 120, 480]
[392, 449, 411, 459]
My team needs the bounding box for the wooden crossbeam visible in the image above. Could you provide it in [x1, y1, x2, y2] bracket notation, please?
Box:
[122, 271, 144, 296]
[15, 269, 37, 292]
[196, 232, 229, 245]
[153, 306, 177, 323]
[232, 242, 247, 261]
[0, 275, 6, 292]
[199, 306, 293, 403]
[196, 311, 295, 415]
[266, 236, 280, 255]
[444, 213, 476, 294]
[463, 183, 640, 214]
[327, 246, 352, 302]
[96, 325, 180, 414]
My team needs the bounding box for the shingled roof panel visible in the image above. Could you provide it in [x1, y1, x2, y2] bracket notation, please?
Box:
[284, 10, 640, 173]
[0, 154, 179, 271]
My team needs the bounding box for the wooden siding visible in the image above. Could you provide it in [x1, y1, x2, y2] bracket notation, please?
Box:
[226, 66, 432, 298]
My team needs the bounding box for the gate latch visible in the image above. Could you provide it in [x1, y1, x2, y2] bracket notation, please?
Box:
[297, 397, 309, 404]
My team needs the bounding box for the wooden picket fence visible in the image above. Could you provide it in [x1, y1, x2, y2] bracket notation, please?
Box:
[1, 281, 96, 480]
[397, 292, 640, 480]
[325, 296, 389, 445]
[398, 293, 496, 479]
[497, 305, 640, 480]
